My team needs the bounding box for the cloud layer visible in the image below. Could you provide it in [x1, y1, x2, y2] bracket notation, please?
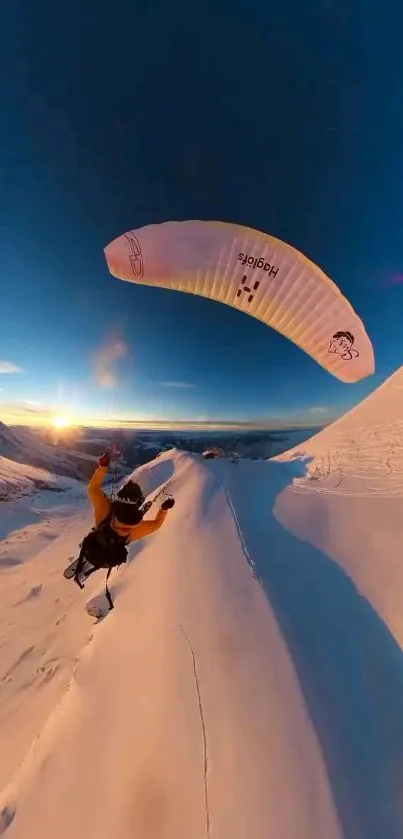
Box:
[158, 381, 196, 389]
[0, 361, 23, 374]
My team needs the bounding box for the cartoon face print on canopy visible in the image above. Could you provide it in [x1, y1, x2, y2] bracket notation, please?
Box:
[328, 331, 359, 360]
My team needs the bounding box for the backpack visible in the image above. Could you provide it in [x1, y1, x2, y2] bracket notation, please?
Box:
[74, 512, 129, 610]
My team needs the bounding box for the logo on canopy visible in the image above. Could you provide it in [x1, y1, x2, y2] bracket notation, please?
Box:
[328, 331, 359, 360]
[124, 232, 144, 278]
[237, 275, 260, 303]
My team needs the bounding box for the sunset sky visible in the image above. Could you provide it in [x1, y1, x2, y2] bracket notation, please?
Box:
[2, 1, 403, 429]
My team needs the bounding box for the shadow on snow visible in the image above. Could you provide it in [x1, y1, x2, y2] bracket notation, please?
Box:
[226, 456, 403, 839]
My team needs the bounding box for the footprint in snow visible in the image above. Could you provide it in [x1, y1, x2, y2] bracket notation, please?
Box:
[0, 805, 16, 835]
[55, 613, 66, 626]
[1, 646, 35, 681]
[0, 557, 21, 567]
[36, 659, 59, 684]
[14, 585, 42, 605]
[28, 584, 42, 598]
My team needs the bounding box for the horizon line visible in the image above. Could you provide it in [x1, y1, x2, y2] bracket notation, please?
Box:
[8, 417, 330, 432]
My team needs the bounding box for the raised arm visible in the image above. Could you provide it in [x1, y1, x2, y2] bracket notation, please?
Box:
[88, 455, 111, 525]
[131, 497, 175, 541]
[135, 506, 168, 539]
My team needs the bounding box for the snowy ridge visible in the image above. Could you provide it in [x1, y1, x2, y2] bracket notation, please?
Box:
[0, 454, 86, 504]
[1, 371, 403, 837]
[277, 366, 403, 497]
[0, 423, 96, 481]
[0, 451, 343, 839]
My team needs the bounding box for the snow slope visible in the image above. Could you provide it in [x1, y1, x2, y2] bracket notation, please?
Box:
[0, 423, 96, 481]
[275, 366, 403, 641]
[1, 369, 403, 838]
[0, 468, 93, 792]
[0, 455, 81, 503]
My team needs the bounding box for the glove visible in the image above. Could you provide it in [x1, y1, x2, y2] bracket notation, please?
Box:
[98, 450, 111, 468]
[161, 497, 175, 510]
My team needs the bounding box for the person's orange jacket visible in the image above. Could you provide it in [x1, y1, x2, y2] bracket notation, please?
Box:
[88, 465, 168, 543]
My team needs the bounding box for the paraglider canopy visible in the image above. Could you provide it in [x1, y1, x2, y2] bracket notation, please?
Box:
[104, 220, 374, 383]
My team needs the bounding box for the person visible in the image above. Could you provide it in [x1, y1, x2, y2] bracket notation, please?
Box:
[63, 452, 174, 611]
[88, 450, 175, 542]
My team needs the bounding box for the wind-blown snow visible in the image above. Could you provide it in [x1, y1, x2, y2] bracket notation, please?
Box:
[1, 369, 403, 838]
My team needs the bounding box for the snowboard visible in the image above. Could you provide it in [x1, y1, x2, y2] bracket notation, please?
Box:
[63, 557, 97, 584]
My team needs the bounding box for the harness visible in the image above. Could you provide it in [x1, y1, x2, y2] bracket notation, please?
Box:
[73, 511, 129, 610]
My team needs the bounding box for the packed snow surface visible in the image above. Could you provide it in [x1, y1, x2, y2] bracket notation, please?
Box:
[1, 368, 403, 838]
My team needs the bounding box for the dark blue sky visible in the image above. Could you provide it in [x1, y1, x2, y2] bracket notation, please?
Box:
[1, 0, 403, 427]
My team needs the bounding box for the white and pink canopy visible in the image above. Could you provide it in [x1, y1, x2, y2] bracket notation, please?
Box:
[104, 220, 374, 383]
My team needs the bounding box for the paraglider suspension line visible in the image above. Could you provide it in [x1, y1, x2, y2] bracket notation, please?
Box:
[109, 438, 119, 502]
[105, 567, 114, 610]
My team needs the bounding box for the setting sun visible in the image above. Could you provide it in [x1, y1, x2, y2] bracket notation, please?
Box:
[52, 415, 71, 430]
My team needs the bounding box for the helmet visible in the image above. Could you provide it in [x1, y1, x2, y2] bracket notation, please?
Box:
[112, 499, 144, 526]
[117, 481, 145, 506]
[112, 481, 146, 526]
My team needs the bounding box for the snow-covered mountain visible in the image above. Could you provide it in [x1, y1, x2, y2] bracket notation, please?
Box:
[1, 369, 403, 838]
[276, 365, 403, 496]
[0, 422, 96, 481]
[0, 454, 82, 502]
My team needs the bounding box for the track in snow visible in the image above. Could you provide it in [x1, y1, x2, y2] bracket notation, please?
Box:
[180, 625, 211, 839]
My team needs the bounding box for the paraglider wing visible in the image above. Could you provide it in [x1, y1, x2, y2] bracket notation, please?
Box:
[104, 220, 374, 383]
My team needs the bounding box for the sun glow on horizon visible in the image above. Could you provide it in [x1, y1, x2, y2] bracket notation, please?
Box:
[52, 415, 72, 429]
